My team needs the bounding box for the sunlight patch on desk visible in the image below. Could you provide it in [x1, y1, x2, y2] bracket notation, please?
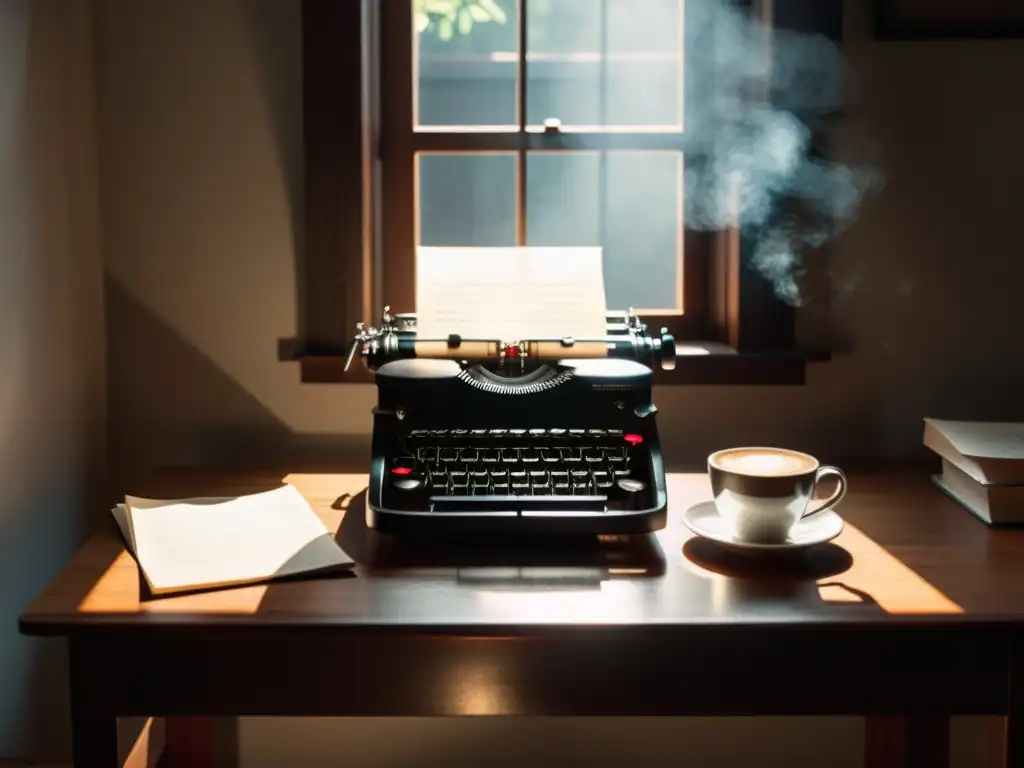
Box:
[78, 553, 272, 614]
[816, 583, 863, 603]
[675, 519, 963, 616]
[675, 555, 731, 613]
[76, 550, 149, 613]
[821, 523, 962, 614]
[472, 580, 646, 623]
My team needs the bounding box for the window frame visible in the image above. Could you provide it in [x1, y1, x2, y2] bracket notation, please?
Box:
[293, 0, 835, 385]
[381, 0, 709, 342]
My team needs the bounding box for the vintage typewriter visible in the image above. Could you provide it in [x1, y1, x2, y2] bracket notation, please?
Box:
[346, 306, 676, 535]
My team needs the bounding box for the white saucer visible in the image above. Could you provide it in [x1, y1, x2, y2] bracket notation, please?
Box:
[682, 501, 845, 555]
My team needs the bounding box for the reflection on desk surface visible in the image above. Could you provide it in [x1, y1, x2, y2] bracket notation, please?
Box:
[28, 467, 1023, 628]
[339, 489, 668, 579]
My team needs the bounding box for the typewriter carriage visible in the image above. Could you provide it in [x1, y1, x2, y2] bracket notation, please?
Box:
[345, 306, 677, 377]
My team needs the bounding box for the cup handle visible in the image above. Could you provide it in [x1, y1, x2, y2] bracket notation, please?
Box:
[801, 465, 847, 519]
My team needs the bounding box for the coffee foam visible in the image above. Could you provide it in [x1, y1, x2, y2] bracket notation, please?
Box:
[710, 447, 817, 477]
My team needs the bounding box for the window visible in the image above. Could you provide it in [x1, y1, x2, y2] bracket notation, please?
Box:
[296, 0, 840, 384]
[381, 0, 705, 339]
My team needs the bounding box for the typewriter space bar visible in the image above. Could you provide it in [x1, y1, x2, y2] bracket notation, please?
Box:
[430, 495, 607, 513]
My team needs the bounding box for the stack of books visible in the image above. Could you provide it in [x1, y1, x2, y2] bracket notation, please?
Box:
[112, 484, 355, 596]
[924, 418, 1024, 526]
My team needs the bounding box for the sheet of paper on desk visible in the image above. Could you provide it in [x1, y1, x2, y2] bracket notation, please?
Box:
[415, 246, 608, 340]
[112, 484, 354, 596]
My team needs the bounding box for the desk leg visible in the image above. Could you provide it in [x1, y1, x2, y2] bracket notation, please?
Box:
[68, 638, 119, 767]
[1009, 631, 1023, 768]
[865, 716, 949, 768]
[906, 716, 949, 768]
[164, 717, 219, 768]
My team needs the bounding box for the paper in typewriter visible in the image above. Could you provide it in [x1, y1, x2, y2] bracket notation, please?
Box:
[415, 247, 608, 340]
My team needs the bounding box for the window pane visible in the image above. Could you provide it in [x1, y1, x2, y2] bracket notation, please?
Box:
[526, 151, 682, 313]
[525, 152, 601, 247]
[417, 153, 517, 246]
[526, 0, 684, 130]
[415, 0, 520, 129]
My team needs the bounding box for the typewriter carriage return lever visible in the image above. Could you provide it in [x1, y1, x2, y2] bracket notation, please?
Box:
[344, 306, 677, 375]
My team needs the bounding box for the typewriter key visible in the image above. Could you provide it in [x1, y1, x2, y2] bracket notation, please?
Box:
[616, 477, 646, 495]
[392, 475, 423, 491]
[612, 477, 646, 509]
[391, 456, 425, 490]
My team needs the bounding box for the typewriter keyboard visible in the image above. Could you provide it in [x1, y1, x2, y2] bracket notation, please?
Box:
[388, 428, 651, 502]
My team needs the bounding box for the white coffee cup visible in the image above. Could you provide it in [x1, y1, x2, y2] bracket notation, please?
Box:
[707, 446, 847, 543]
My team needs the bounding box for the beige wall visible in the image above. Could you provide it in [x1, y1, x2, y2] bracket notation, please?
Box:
[91, 0, 1024, 766]
[97, 0, 1024, 485]
[0, 0, 105, 761]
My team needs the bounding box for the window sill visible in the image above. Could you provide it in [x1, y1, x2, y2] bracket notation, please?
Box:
[291, 344, 829, 386]
[654, 343, 830, 385]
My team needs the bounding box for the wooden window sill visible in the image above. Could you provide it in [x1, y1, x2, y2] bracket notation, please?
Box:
[290, 344, 830, 386]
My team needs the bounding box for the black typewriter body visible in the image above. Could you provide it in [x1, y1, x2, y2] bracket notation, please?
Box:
[350, 308, 675, 536]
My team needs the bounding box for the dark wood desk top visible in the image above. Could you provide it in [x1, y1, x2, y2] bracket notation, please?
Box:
[19, 463, 1024, 637]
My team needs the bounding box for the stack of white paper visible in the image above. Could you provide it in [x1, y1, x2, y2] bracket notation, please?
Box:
[111, 484, 354, 596]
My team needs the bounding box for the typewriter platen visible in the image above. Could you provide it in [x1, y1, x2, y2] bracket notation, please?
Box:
[348, 307, 676, 535]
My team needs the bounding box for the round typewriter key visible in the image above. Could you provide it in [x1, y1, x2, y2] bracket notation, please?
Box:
[615, 477, 647, 509]
[616, 477, 646, 493]
[390, 456, 424, 489]
[392, 475, 423, 491]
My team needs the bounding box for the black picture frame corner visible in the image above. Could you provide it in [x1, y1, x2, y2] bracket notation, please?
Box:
[874, 0, 1024, 40]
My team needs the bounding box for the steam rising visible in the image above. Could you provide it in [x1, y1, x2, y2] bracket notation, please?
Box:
[417, 0, 881, 307]
[683, 0, 882, 304]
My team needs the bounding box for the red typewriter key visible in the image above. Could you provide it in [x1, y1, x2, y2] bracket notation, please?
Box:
[390, 457, 423, 489]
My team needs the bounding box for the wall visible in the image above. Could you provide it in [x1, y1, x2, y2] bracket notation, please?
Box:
[94, 0, 1022, 766]
[0, 0, 105, 761]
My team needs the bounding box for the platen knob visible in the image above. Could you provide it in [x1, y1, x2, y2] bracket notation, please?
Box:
[659, 328, 676, 370]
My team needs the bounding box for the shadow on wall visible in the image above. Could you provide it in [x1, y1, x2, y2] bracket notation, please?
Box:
[235, 0, 305, 335]
[105, 274, 370, 496]
[0, 0, 105, 761]
[97, 0, 376, 445]
[97, 0, 1024, 479]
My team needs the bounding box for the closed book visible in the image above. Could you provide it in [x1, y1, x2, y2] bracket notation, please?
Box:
[932, 458, 1024, 526]
[923, 418, 1024, 486]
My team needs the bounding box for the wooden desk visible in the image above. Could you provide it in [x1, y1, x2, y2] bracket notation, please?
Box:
[18, 465, 1024, 768]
